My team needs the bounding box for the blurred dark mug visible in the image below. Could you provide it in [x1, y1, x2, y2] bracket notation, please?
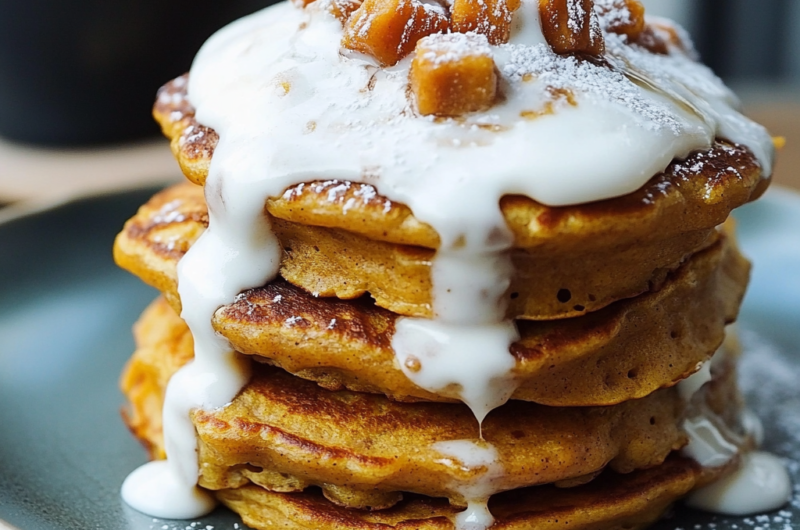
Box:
[0, 0, 273, 146]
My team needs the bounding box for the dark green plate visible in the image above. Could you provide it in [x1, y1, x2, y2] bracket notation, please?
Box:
[0, 187, 797, 530]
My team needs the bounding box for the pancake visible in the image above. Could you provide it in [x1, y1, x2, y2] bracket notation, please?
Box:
[118, 219, 748, 407]
[123, 306, 739, 527]
[120, 295, 194, 459]
[194, 368, 686, 508]
[215, 227, 747, 407]
[121, 298, 745, 511]
[215, 456, 724, 530]
[146, 76, 768, 321]
[115, 177, 738, 322]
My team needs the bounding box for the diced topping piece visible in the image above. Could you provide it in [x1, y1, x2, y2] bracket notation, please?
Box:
[342, 0, 450, 66]
[630, 25, 669, 54]
[632, 19, 697, 57]
[328, 0, 363, 22]
[451, 0, 522, 45]
[594, 0, 645, 37]
[410, 33, 498, 116]
[539, 0, 605, 56]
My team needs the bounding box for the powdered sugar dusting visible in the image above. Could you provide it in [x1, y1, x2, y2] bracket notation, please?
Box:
[499, 42, 682, 132]
[418, 32, 492, 65]
[589, 4, 603, 45]
[602, 29, 773, 175]
[566, 0, 586, 33]
[593, 0, 633, 32]
[739, 331, 800, 462]
[352, 10, 376, 38]
[398, 0, 448, 50]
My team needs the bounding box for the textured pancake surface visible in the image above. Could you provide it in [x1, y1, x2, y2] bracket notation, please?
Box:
[193, 367, 686, 508]
[118, 221, 748, 407]
[214, 227, 748, 407]
[120, 297, 194, 458]
[121, 300, 745, 511]
[113, 179, 739, 323]
[146, 75, 769, 320]
[216, 456, 717, 530]
[122, 303, 738, 530]
[113, 182, 719, 322]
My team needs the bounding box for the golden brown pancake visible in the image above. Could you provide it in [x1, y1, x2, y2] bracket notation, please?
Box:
[192, 369, 686, 508]
[120, 295, 195, 459]
[121, 299, 745, 512]
[146, 75, 769, 320]
[115, 179, 731, 323]
[214, 228, 748, 407]
[118, 220, 748, 407]
[215, 456, 725, 530]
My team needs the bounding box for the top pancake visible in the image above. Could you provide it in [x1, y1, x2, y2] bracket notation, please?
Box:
[155, 75, 768, 253]
[147, 76, 768, 321]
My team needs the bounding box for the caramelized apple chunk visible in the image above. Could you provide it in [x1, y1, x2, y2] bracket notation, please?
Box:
[410, 33, 498, 116]
[631, 19, 698, 56]
[630, 25, 669, 55]
[594, 0, 645, 37]
[539, 0, 605, 56]
[342, 0, 449, 66]
[328, 0, 363, 22]
[451, 0, 522, 45]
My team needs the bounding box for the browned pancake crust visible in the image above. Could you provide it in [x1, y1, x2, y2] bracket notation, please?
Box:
[120, 222, 748, 407]
[214, 226, 747, 407]
[154, 75, 767, 251]
[193, 368, 688, 508]
[113, 181, 727, 322]
[216, 455, 720, 530]
[119, 296, 194, 458]
[150, 76, 768, 320]
[121, 302, 746, 511]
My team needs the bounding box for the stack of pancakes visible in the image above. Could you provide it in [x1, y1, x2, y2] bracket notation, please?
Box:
[113, 71, 768, 529]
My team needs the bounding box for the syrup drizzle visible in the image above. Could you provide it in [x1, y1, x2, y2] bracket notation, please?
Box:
[433, 441, 506, 530]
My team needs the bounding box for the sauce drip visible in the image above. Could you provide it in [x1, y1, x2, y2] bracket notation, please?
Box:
[433, 441, 506, 530]
[686, 451, 792, 515]
[678, 345, 792, 516]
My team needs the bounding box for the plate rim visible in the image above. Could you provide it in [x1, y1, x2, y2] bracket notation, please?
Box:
[0, 183, 171, 227]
